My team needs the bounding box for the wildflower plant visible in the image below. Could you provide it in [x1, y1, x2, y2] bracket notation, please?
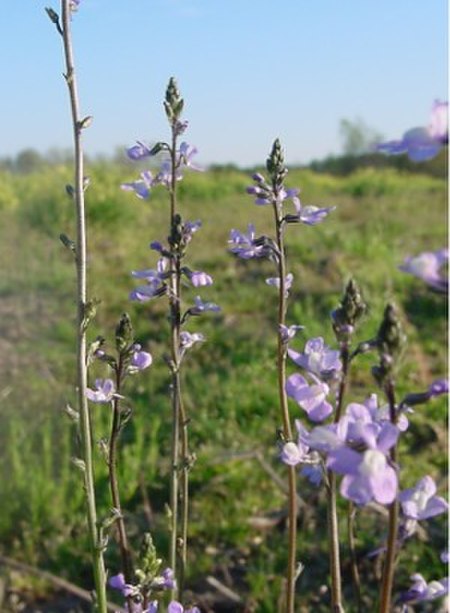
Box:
[122, 78, 219, 600]
[46, 1, 108, 610]
[229, 139, 335, 611]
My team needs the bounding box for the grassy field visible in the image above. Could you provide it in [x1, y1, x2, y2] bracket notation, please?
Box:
[0, 160, 447, 611]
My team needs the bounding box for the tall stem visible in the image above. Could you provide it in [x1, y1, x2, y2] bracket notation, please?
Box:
[273, 206, 297, 613]
[60, 2, 107, 610]
[108, 359, 133, 589]
[168, 128, 182, 600]
[327, 342, 349, 613]
[378, 380, 399, 613]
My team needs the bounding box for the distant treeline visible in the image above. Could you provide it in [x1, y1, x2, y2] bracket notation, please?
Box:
[0, 147, 447, 178]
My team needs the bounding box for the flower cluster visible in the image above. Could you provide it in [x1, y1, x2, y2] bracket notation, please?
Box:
[376, 100, 448, 161]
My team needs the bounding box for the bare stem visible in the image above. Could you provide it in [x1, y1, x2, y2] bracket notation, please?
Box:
[108, 358, 133, 591]
[326, 342, 349, 612]
[378, 379, 399, 613]
[273, 206, 297, 613]
[60, 2, 107, 610]
[347, 502, 363, 612]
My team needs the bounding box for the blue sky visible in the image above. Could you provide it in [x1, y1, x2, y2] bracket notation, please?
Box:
[0, 0, 447, 166]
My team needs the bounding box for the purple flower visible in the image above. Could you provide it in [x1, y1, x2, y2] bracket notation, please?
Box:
[428, 378, 449, 397]
[328, 447, 398, 505]
[399, 476, 449, 520]
[86, 379, 116, 404]
[344, 402, 401, 451]
[178, 142, 203, 172]
[182, 220, 202, 243]
[376, 100, 448, 161]
[179, 331, 205, 356]
[266, 273, 294, 295]
[288, 337, 342, 379]
[168, 603, 200, 613]
[363, 393, 409, 432]
[126, 141, 153, 161]
[190, 296, 220, 315]
[121, 170, 154, 199]
[429, 100, 448, 143]
[188, 271, 213, 287]
[400, 573, 448, 603]
[279, 324, 304, 344]
[280, 420, 310, 466]
[399, 248, 448, 293]
[228, 224, 268, 260]
[129, 347, 153, 372]
[152, 567, 177, 591]
[292, 199, 335, 226]
[143, 603, 158, 613]
[108, 573, 135, 597]
[286, 373, 333, 422]
[130, 258, 168, 302]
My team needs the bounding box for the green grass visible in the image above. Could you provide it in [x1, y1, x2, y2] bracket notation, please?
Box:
[0, 162, 447, 611]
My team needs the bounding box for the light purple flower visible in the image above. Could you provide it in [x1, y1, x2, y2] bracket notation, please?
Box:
[86, 379, 116, 404]
[228, 224, 268, 259]
[288, 337, 342, 379]
[400, 573, 448, 603]
[143, 603, 158, 613]
[286, 373, 333, 422]
[168, 603, 200, 613]
[399, 248, 448, 293]
[266, 273, 294, 294]
[152, 567, 176, 591]
[279, 324, 304, 343]
[182, 220, 202, 244]
[363, 393, 409, 432]
[280, 420, 310, 466]
[180, 331, 205, 353]
[130, 258, 168, 302]
[429, 100, 448, 143]
[130, 348, 153, 372]
[127, 141, 153, 161]
[190, 296, 220, 315]
[188, 271, 213, 287]
[178, 142, 203, 172]
[292, 199, 335, 226]
[121, 170, 154, 199]
[399, 476, 449, 520]
[329, 447, 398, 505]
[376, 100, 448, 161]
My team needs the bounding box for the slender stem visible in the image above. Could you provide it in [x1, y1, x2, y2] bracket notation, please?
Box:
[60, 2, 107, 611]
[168, 128, 181, 600]
[272, 205, 297, 613]
[108, 359, 133, 590]
[378, 380, 399, 613]
[178, 371, 189, 596]
[327, 342, 349, 612]
[347, 502, 363, 612]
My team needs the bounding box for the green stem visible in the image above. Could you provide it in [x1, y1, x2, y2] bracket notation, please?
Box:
[169, 127, 181, 599]
[327, 342, 349, 612]
[60, 2, 107, 611]
[347, 502, 363, 612]
[378, 380, 399, 613]
[108, 359, 133, 588]
[273, 205, 297, 613]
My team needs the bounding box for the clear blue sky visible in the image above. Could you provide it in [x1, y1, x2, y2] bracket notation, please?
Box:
[1, 1, 447, 166]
